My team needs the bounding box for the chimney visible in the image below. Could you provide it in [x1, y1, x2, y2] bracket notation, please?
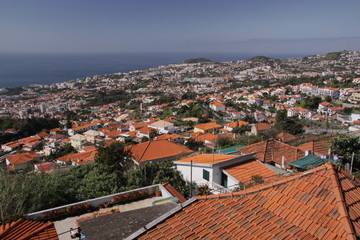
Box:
[305, 150, 312, 156]
[281, 156, 285, 169]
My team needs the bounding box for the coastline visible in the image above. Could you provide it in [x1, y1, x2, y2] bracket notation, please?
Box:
[0, 52, 309, 88]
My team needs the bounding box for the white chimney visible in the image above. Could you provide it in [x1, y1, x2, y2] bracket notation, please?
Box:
[281, 156, 285, 169]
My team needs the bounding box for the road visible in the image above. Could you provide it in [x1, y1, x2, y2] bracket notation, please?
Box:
[197, 102, 221, 120]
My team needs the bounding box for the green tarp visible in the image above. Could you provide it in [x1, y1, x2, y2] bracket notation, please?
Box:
[289, 154, 334, 170]
[219, 145, 245, 154]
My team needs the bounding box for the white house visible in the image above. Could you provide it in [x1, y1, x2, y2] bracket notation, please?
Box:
[209, 102, 226, 112]
[148, 120, 177, 134]
[350, 112, 360, 122]
[174, 153, 256, 192]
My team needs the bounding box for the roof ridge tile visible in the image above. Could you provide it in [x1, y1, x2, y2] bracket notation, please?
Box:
[328, 164, 357, 240]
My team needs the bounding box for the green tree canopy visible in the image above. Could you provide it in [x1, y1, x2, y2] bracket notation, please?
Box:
[95, 142, 134, 184]
[331, 134, 360, 170]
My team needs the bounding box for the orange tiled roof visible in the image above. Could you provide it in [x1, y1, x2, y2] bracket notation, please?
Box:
[176, 154, 237, 164]
[138, 163, 360, 239]
[298, 138, 333, 156]
[224, 160, 278, 185]
[238, 139, 304, 166]
[2, 141, 21, 148]
[106, 130, 122, 139]
[194, 122, 222, 131]
[0, 218, 59, 240]
[127, 140, 193, 163]
[162, 182, 186, 203]
[49, 128, 62, 132]
[37, 132, 49, 138]
[224, 120, 249, 128]
[6, 152, 39, 165]
[192, 132, 218, 143]
[210, 101, 225, 107]
[320, 101, 333, 106]
[253, 122, 271, 131]
[276, 132, 297, 143]
[156, 133, 182, 140]
[57, 147, 97, 164]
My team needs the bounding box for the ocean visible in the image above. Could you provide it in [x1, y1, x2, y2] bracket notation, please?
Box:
[0, 52, 302, 88]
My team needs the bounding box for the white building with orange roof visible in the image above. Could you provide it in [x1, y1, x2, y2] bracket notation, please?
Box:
[174, 153, 276, 191]
[317, 102, 334, 115]
[223, 120, 249, 132]
[149, 120, 176, 134]
[193, 122, 222, 134]
[209, 101, 225, 112]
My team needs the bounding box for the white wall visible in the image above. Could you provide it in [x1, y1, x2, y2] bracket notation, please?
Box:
[176, 164, 213, 186]
[176, 163, 226, 187]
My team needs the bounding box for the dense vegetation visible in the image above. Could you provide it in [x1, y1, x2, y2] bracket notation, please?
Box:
[86, 89, 130, 106]
[0, 142, 191, 223]
[0, 117, 60, 145]
[331, 134, 360, 172]
[183, 58, 213, 63]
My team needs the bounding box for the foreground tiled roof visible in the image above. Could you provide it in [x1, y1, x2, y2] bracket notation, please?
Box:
[224, 160, 278, 185]
[0, 219, 59, 240]
[137, 163, 360, 239]
[128, 140, 193, 163]
[238, 139, 304, 166]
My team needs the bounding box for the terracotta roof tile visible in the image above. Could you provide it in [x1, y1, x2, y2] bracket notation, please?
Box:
[137, 163, 360, 239]
[162, 182, 186, 203]
[0, 219, 59, 240]
[194, 122, 222, 131]
[224, 160, 278, 185]
[238, 139, 304, 166]
[127, 140, 193, 163]
[298, 138, 333, 156]
[6, 152, 40, 165]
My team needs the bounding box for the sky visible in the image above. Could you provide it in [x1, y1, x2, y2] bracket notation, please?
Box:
[1, 0, 359, 55]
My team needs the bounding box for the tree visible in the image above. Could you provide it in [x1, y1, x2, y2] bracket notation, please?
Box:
[127, 161, 192, 198]
[216, 135, 234, 148]
[45, 143, 77, 161]
[275, 110, 304, 135]
[95, 142, 134, 184]
[76, 168, 120, 200]
[149, 129, 158, 139]
[185, 138, 204, 151]
[196, 184, 211, 196]
[232, 125, 250, 135]
[298, 96, 321, 109]
[343, 107, 353, 115]
[331, 135, 360, 170]
[324, 95, 332, 102]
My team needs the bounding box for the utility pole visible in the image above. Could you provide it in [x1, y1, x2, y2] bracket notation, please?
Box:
[350, 152, 355, 175]
[190, 160, 193, 198]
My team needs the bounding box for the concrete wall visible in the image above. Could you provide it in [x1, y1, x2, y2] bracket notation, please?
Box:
[25, 185, 162, 220]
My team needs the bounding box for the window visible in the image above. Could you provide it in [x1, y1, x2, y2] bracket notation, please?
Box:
[221, 172, 228, 188]
[203, 169, 210, 181]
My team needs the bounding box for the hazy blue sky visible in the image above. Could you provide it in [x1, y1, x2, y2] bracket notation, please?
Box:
[1, 0, 359, 55]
